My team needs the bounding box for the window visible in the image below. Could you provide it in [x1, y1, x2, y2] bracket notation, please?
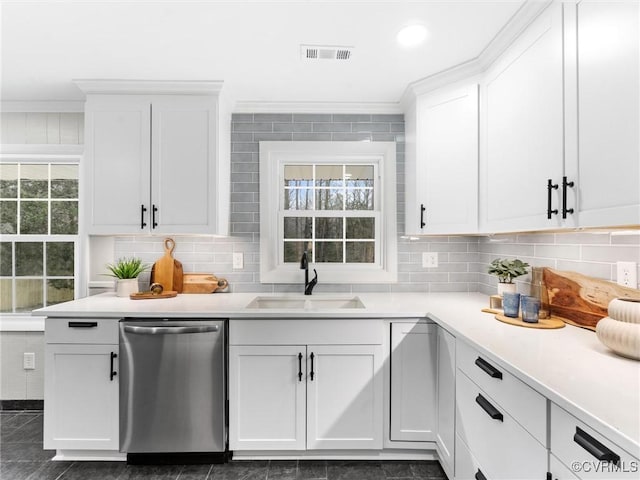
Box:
[260, 142, 397, 284]
[0, 159, 79, 313]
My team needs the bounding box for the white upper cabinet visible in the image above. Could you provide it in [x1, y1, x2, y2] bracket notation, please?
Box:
[404, 84, 479, 235]
[564, 1, 640, 227]
[480, 3, 565, 232]
[78, 81, 230, 235]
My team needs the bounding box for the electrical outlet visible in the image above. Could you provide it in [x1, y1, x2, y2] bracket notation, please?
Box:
[23, 352, 35, 370]
[233, 252, 244, 270]
[616, 261, 637, 288]
[422, 252, 438, 268]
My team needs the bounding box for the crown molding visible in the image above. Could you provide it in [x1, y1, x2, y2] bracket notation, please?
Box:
[73, 79, 224, 96]
[234, 101, 403, 114]
[401, 0, 553, 105]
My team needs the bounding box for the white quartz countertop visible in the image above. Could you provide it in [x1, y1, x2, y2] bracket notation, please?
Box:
[36, 291, 640, 457]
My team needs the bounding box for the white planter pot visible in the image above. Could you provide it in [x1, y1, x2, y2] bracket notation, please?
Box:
[116, 278, 139, 297]
[497, 282, 517, 296]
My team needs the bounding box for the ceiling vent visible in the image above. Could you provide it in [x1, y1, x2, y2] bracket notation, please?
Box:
[301, 45, 354, 61]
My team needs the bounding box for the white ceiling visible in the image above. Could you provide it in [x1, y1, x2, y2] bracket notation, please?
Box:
[0, 1, 525, 106]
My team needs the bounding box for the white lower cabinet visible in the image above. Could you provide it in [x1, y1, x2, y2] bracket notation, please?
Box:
[228, 345, 306, 450]
[228, 325, 383, 452]
[44, 318, 120, 452]
[436, 327, 456, 479]
[44, 343, 119, 450]
[550, 403, 640, 480]
[307, 345, 383, 449]
[455, 371, 547, 479]
[455, 433, 485, 480]
[390, 322, 437, 442]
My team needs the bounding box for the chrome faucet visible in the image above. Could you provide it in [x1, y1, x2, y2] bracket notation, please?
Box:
[300, 251, 318, 295]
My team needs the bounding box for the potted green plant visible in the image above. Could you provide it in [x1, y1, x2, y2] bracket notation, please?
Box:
[488, 258, 530, 296]
[105, 257, 148, 297]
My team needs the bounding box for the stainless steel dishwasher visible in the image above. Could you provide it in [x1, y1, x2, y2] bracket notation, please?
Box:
[119, 319, 226, 463]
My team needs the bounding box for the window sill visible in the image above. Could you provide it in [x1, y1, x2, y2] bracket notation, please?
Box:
[0, 315, 45, 332]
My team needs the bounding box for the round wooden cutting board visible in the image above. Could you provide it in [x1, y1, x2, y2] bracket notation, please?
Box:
[495, 313, 565, 329]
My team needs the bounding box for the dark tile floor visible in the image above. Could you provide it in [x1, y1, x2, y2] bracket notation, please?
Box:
[1, 411, 448, 480]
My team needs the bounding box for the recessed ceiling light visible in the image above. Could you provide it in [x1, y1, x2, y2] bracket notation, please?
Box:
[396, 24, 428, 48]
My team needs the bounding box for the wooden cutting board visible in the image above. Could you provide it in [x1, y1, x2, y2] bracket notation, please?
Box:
[182, 273, 229, 294]
[543, 268, 640, 330]
[150, 238, 183, 293]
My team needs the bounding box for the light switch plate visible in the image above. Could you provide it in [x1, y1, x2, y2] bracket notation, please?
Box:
[233, 252, 244, 270]
[23, 352, 35, 370]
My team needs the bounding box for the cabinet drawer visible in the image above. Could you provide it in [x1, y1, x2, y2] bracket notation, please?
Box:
[550, 403, 640, 479]
[550, 453, 580, 480]
[456, 371, 547, 479]
[45, 318, 120, 344]
[229, 319, 383, 345]
[457, 339, 546, 444]
[456, 433, 489, 480]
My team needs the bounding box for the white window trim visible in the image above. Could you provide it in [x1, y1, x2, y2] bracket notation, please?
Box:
[0, 152, 81, 330]
[260, 141, 397, 284]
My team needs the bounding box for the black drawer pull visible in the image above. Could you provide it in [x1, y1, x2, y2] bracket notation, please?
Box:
[476, 394, 503, 421]
[68, 321, 98, 328]
[475, 357, 502, 380]
[420, 203, 426, 228]
[110, 352, 118, 381]
[574, 427, 620, 465]
[475, 469, 487, 480]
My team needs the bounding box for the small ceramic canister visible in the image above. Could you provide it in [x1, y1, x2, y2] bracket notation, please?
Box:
[502, 292, 521, 318]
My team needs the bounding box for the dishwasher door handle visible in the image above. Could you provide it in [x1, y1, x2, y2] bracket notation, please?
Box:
[124, 325, 220, 335]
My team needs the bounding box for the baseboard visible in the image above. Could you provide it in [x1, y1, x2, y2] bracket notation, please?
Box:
[1, 399, 44, 411]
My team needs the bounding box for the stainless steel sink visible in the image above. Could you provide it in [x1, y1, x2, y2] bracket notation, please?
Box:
[245, 295, 365, 310]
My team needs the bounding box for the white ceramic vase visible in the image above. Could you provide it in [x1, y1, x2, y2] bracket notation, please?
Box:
[497, 282, 517, 297]
[595, 298, 640, 360]
[116, 278, 139, 297]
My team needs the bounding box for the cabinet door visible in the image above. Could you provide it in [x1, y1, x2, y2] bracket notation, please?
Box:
[151, 96, 218, 234]
[84, 95, 151, 234]
[436, 327, 456, 478]
[229, 345, 306, 450]
[417, 84, 479, 234]
[307, 345, 383, 449]
[390, 323, 437, 442]
[481, 4, 564, 232]
[571, 1, 640, 227]
[44, 344, 119, 450]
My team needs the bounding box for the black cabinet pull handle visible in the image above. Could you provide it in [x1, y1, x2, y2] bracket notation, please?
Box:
[309, 352, 315, 381]
[298, 353, 303, 382]
[547, 179, 559, 219]
[562, 176, 575, 219]
[475, 469, 487, 480]
[420, 204, 426, 228]
[476, 394, 503, 421]
[110, 352, 118, 381]
[574, 427, 620, 465]
[68, 321, 98, 328]
[152, 204, 158, 228]
[475, 357, 503, 380]
[140, 204, 147, 229]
